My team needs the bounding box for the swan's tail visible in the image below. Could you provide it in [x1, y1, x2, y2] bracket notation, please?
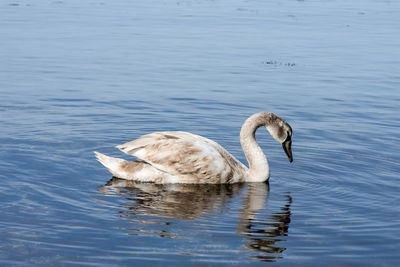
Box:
[94, 151, 130, 179]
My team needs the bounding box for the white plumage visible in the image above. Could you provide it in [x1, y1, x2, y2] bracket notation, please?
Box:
[95, 112, 293, 184]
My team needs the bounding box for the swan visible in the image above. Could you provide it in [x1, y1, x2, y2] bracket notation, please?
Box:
[95, 112, 293, 184]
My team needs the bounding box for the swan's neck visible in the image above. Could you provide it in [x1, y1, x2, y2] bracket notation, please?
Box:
[240, 113, 272, 182]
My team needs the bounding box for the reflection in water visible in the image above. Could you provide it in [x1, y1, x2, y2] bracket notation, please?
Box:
[101, 177, 245, 220]
[100, 178, 292, 262]
[237, 183, 292, 262]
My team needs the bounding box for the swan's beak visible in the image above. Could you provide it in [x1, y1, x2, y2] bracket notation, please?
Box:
[282, 140, 293, 163]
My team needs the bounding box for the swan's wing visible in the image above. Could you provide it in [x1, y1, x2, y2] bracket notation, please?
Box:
[116, 131, 240, 182]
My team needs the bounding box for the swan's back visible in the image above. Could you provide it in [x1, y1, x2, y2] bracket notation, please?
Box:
[116, 131, 246, 183]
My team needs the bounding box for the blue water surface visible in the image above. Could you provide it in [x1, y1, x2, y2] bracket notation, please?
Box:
[0, 0, 399, 266]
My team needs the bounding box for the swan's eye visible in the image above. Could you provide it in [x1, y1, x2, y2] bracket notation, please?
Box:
[277, 127, 285, 140]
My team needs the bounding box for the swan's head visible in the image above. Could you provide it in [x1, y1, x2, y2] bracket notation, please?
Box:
[266, 117, 293, 163]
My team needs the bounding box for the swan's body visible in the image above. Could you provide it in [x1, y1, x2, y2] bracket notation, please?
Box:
[95, 112, 293, 184]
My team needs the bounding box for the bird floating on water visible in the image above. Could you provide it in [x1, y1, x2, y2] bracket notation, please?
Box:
[95, 112, 293, 184]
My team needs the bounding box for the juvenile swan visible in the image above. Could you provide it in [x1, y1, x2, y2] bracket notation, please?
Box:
[95, 112, 293, 184]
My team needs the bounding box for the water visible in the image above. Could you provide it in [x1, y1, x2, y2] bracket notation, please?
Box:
[1, 0, 399, 265]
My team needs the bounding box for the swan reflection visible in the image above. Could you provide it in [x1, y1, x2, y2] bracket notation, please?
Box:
[237, 183, 292, 262]
[100, 178, 292, 262]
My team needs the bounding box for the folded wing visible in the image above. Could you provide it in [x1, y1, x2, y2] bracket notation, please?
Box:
[116, 131, 237, 182]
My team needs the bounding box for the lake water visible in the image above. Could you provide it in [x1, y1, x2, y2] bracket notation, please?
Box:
[1, 0, 399, 266]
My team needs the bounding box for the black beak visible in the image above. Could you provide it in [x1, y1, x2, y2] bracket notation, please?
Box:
[282, 140, 293, 163]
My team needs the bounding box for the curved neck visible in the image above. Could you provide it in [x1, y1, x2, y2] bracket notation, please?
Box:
[240, 112, 274, 182]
